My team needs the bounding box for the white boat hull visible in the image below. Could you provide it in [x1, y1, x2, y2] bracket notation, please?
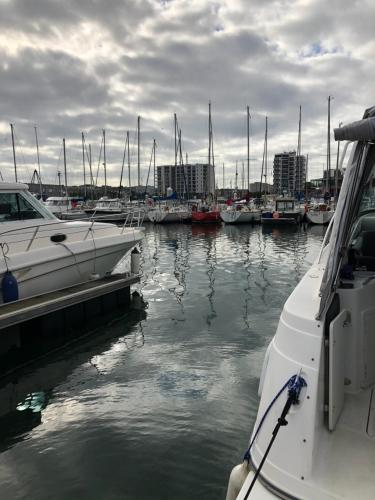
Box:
[0, 220, 143, 303]
[148, 210, 190, 223]
[306, 210, 334, 225]
[4, 240, 136, 302]
[221, 210, 261, 224]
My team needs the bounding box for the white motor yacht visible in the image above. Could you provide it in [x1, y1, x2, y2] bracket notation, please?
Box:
[227, 106, 375, 499]
[0, 183, 143, 303]
[44, 196, 86, 219]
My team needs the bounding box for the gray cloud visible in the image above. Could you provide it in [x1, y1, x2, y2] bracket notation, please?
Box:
[0, 0, 373, 185]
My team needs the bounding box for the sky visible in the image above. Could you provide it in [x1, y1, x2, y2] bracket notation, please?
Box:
[0, 0, 374, 189]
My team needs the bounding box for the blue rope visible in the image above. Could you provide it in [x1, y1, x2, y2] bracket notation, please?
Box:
[243, 374, 306, 463]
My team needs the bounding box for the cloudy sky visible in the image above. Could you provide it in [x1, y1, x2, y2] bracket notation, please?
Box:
[0, 0, 373, 189]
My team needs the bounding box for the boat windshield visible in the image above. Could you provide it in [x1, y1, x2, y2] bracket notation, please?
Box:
[0, 191, 51, 221]
[276, 200, 295, 210]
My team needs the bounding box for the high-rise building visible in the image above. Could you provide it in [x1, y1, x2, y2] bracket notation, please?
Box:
[273, 151, 306, 195]
[157, 164, 215, 198]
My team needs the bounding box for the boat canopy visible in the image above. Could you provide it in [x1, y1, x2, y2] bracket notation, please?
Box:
[318, 106, 375, 318]
[334, 106, 375, 141]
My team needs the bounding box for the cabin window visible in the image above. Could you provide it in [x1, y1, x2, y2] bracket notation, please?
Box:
[0, 193, 44, 221]
[277, 201, 294, 210]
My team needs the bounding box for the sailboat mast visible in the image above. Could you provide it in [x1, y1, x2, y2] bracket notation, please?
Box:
[127, 131, 131, 189]
[153, 139, 156, 190]
[81, 132, 86, 198]
[208, 101, 211, 167]
[235, 160, 238, 191]
[326, 96, 332, 193]
[259, 116, 267, 197]
[58, 171, 62, 197]
[137, 116, 141, 186]
[174, 113, 178, 168]
[63, 138, 68, 197]
[34, 125, 42, 198]
[10, 123, 18, 182]
[103, 129, 107, 195]
[89, 144, 94, 199]
[297, 105, 302, 196]
[207, 101, 215, 197]
[305, 153, 309, 200]
[119, 133, 127, 198]
[264, 116, 268, 192]
[247, 106, 250, 192]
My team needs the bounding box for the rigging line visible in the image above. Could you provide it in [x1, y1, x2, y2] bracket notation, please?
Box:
[83, 139, 95, 187]
[144, 143, 154, 191]
[95, 134, 103, 187]
[13, 127, 30, 181]
[118, 133, 127, 197]
[54, 146, 63, 184]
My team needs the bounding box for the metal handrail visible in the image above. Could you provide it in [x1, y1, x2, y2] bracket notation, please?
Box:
[0, 209, 144, 253]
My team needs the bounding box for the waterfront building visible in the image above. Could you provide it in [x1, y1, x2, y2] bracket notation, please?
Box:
[157, 163, 215, 198]
[273, 151, 306, 196]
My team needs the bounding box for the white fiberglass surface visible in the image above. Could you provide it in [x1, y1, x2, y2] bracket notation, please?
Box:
[313, 386, 375, 499]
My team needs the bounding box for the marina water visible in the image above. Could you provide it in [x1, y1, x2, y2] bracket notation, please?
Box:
[0, 223, 325, 500]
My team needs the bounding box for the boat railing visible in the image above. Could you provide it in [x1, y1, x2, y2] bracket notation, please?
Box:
[0, 211, 144, 253]
[86, 208, 145, 229]
[120, 209, 145, 231]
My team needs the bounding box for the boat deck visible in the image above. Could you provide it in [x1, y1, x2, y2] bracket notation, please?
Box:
[313, 386, 375, 499]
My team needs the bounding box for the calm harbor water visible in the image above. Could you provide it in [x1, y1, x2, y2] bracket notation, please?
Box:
[0, 223, 325, 500]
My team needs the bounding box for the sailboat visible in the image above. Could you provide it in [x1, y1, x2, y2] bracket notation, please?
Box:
[221, 107, 261, 224]
[307, 97, 335, 225]
[226, 105, 375, 500]
[192, 102, 221, 224]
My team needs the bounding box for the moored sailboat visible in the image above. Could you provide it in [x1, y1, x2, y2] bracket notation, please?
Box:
[306, 202, 334, 225]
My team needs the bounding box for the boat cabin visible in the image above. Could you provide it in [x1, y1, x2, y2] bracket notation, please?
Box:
[261, 197, 301, 224]
[91, 197, 125, 211]
[45, 197, 83, 214]
[275, 197, 296, 212]
[0, 183, 55, 222]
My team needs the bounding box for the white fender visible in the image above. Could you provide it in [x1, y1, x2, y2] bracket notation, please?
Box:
[226, 461, 250, 500]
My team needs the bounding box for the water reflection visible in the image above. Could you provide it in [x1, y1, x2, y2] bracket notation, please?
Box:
[205, 234, 217, 326]
[0, 223, 326, 500]
[0, 307, 146, 453]
[254, 229, 272, 306]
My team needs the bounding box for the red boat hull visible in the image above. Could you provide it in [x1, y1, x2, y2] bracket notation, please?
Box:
[191, 211, 221, 223]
